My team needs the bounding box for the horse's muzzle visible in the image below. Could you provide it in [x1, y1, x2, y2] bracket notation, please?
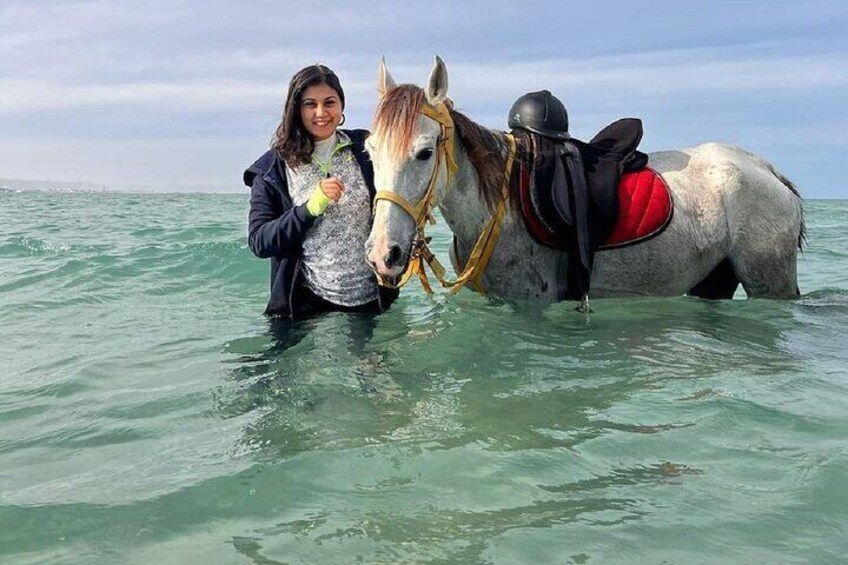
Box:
[383, 244, 406, 271]
[366, 237, 409, 277]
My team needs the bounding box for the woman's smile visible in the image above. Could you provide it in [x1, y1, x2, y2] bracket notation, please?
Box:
[301, 83, 343, 141]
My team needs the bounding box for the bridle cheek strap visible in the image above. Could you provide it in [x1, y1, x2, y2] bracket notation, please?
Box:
[419, 102, 458, 179]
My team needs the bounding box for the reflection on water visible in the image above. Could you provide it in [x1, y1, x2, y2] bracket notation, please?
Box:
[200, 295, 844, 564]
[215, 295, 808, 466]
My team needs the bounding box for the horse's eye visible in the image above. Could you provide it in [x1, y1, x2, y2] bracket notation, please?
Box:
[415, 148, 434, 161]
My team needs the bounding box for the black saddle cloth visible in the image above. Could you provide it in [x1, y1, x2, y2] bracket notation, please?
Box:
[514, 118, 648, 299]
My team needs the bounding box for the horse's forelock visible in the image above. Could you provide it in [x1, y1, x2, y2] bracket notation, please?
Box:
[371, 85, 426, 162]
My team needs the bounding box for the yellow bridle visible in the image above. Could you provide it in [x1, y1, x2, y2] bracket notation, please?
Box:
[373, 100, 517, 295]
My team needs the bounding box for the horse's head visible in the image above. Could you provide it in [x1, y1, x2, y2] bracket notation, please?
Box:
[365, 56, 456, 284]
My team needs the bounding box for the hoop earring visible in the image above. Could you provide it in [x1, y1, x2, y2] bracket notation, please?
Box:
[339, 113, 346, 126]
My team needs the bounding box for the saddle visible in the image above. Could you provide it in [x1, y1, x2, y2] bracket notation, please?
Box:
[514, 118, 673, 300]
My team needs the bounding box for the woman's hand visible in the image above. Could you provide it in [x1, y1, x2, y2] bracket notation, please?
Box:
[307, 177, 345, 217]
[319, 177, 345, 202]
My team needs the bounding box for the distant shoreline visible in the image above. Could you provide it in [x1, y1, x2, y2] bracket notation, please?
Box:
[1, 179, 107, 192]
[0, 179, 241, 194]
[1, 187, 243, 194]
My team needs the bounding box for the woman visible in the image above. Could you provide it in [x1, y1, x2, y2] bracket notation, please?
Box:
[244, 64, 398, 319]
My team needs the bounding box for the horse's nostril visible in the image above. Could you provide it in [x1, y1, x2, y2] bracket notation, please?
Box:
[384, 245, 403, 269]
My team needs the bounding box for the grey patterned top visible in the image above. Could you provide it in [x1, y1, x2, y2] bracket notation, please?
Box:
[286, 131, 379, 306]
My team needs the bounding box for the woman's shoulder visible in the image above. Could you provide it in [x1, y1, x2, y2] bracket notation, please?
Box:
[340, 128, 370, 146]
[337, 129, 374, 188]
[243, 149, 286, 188]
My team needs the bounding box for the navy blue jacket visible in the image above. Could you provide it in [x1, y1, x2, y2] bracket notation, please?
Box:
[243, 128, 398, 318]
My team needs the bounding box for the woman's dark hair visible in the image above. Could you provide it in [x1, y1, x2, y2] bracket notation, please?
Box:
[271, 64, 346, 168]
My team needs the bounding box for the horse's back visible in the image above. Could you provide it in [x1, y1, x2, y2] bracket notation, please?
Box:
[644, 142, 803, 297]
[648, 142, 802, 237]
[650, 142, 799, 200]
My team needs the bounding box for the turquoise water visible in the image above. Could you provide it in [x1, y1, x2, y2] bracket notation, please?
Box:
[1, 193, 847, 564]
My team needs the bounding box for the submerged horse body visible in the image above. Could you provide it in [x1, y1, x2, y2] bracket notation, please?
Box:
[365, 57, 804, 305]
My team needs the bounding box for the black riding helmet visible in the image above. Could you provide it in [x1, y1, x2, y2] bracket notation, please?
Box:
[508, 89, 570, 140]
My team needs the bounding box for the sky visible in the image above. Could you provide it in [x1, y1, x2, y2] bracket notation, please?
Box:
[0, 0, 846, 198]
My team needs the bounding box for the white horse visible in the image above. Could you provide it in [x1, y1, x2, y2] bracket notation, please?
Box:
[365, 57, 804, 305]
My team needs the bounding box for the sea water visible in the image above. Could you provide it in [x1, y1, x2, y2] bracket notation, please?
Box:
[1, 193, 847, 564]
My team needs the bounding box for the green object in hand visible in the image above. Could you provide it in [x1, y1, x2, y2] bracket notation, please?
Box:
[307, 181, 332, 216]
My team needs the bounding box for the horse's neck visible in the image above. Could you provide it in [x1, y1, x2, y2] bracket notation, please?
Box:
[439, 128, 509, 245]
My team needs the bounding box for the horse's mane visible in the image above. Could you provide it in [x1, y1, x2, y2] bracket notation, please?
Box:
[372, 84, 517, 213]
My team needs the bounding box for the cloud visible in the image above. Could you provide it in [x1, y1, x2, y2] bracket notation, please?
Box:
[0, 80, 282, 113]
[2, 50, 845, 116]
[0, 0, 845, 197]
[401, 50, 848, 101]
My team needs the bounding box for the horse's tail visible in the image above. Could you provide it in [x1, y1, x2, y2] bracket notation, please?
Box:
[766, 162, 806, 251]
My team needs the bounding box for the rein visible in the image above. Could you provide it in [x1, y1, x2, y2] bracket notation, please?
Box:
[373, 101, 517, 294]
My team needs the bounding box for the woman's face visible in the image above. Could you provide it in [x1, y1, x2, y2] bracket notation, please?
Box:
[300, 83, 343, 141]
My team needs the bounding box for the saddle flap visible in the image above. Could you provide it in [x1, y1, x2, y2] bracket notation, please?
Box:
[600, 168, 673, 249]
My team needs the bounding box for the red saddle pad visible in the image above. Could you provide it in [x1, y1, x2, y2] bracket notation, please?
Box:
[601, 168, 673, 249]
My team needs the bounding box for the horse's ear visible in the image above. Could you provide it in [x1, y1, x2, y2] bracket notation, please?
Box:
[377, 55, 397, 98]
[425, 55, 448, 106]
